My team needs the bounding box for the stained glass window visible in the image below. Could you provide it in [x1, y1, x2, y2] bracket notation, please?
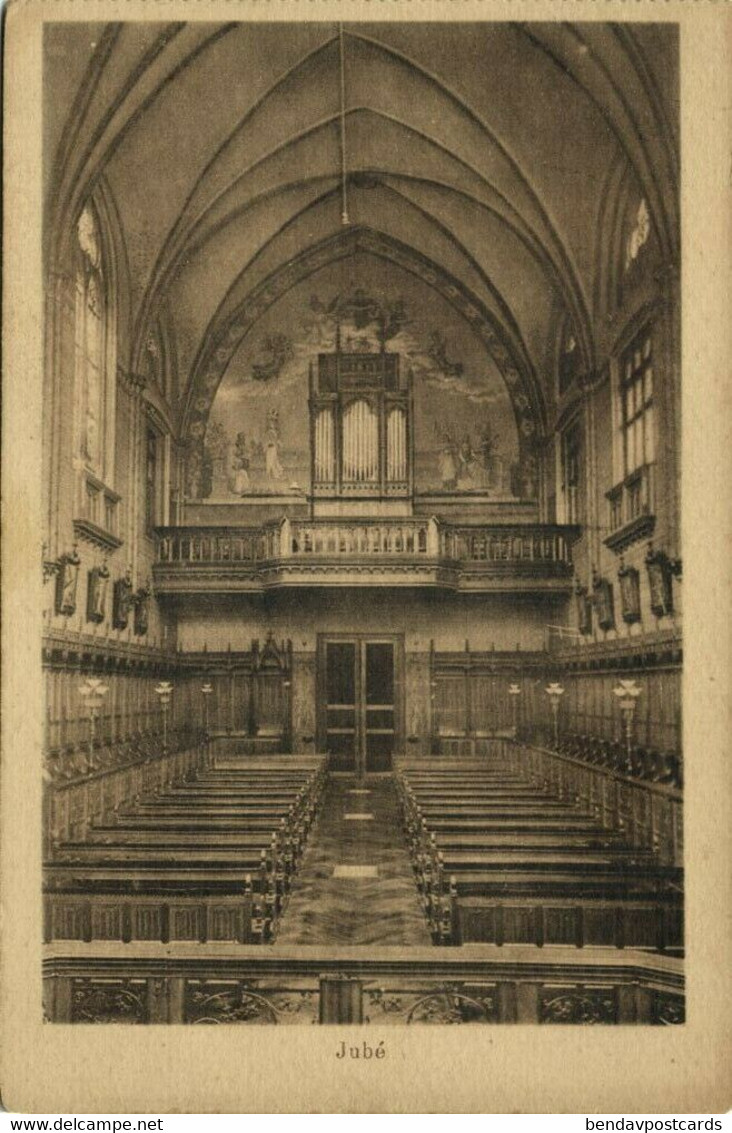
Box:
[74, 203, 105, 475]
[621, 329, 654, 476]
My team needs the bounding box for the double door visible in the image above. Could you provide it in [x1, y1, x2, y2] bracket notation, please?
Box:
[318, 635, 403, 775]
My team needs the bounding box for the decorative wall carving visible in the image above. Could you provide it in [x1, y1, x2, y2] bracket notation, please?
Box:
[133, 586, 150, 636]
[71, 979, 148, 1024]
[618, 561, 641, 624]
[406, 987, 497, 1025]
[653, 992, 685, 1025]
[86, 565, 109, 624]
[185, 982, 278, 1024]
[112, 573, 134, 630]
[364, 984, 498, 1024]
[646, 544, 676, 618]
[45, 962, 684, 1026]
[593, 574, 616, 632]
[539, 987, 617, 1025]
[55, 549, 81, 616]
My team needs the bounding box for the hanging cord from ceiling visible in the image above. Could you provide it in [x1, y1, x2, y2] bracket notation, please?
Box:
[339, 23, 349, 226]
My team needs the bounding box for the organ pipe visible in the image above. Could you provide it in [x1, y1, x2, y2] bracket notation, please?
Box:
[387, 407, 406, 482]
[315, 409, 335, 482]
[343, 401, 377, 482]
[310, 354, 411, 496]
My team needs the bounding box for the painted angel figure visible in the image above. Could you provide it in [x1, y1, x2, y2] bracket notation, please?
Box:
[186, 447, 203, 498]
[264, 410, 284, 482]
[458, 434, 479, 485]
[437, 431, 458, 489]
[231, 432, 251, 495]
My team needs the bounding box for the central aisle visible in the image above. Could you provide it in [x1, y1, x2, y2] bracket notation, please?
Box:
[273, 776, 432, 947]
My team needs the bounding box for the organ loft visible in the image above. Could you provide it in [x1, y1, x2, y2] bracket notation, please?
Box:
[40, 21, 683, 1026]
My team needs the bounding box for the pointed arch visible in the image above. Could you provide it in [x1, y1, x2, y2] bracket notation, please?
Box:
[181, 227, 547, 462]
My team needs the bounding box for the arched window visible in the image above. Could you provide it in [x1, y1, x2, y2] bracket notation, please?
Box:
[620, 327, 655, 477]
[74, 203, 106, 476]
[72, 201, 120, 541]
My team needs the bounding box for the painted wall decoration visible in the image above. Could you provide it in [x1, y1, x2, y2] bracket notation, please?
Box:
[193, 254, 531, 501]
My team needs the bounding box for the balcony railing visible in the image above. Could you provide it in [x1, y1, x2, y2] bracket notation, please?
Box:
[154, 520, 576, 593]
[440, 526, 571, 565]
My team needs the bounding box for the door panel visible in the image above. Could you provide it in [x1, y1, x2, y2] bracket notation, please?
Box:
[319, 636, 402, 774]
[324, 642, 357, 771]
[326, 642, 356, 704]
[364, 641, 395, 772]
[365, 642, 394, 704]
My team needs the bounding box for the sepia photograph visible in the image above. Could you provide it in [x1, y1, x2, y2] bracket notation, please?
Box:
[5, 1, 732, 1114]
[37, 19, 684, 1030]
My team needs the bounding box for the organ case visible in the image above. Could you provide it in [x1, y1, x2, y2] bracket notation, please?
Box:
[309, 350, 413, 508]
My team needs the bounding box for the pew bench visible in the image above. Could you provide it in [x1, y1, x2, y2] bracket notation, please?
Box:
[44, 756, 328, 943]
[44, 889, 258, 944]
[450, 894, 683, 950]
[395, 758, 683, 952]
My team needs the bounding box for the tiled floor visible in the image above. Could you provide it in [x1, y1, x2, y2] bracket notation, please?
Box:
[273, 777, 431, 947]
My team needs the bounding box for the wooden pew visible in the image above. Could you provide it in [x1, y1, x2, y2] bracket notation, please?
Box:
[451, 893, 684, 950]
[44, 756, 328, 944]
[395, 759, 683, 949]
[44, 888, 256, 944]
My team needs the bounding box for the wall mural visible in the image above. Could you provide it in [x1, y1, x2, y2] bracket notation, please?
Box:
[191, 255, 531, 501]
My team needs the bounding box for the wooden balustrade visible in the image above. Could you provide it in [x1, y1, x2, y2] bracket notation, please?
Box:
[155, 523, 574, 590]
[440, 527, 572, 565]
[158, 528, 264, 564]
[514, 741, 682, 866]
[45, 739, 211, 848]
[43, 944, 684, 1024]
[44, 890, 257, 946]
[283, 517, 434, 557]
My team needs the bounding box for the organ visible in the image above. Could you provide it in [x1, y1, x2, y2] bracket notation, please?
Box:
[309, 348, 413, 514]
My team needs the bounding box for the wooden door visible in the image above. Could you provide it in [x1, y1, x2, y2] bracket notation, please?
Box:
[323, 639, 358, 772]
[363, 640, 395, 773]
[318, 636, 402, 774]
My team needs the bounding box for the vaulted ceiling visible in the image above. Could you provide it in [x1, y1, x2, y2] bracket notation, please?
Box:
[45, 21, 679, 440]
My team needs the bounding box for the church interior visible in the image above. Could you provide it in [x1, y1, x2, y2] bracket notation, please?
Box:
[41, 21, 683, 1026]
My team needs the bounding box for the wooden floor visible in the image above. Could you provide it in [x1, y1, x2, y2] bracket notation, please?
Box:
[273, 777, 432, 947]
